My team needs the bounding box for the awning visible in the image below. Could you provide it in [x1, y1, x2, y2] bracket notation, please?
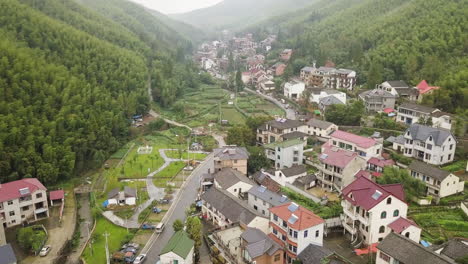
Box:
[35, 208, 48, 214]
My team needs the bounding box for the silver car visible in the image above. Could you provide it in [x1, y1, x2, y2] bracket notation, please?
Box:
[39, 245, 51, 257]
[133, 254, 146, 264]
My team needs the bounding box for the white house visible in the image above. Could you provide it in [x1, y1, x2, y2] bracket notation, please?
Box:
[263, 139, 304, 169]
[159, 231, 195, 264]
[257, 118, 307, 145]
[310, 89, 347, 105]
[402, 124, 456, 165]
[306, 119, 338, 138]
[409, 160, 464, 202]
[396, 103, 452, 130]
[214, 168, 254, 198]
[262, 165, 308, 187]
[247, 185, 289, 217]
[107, 186, 136, 206]
[341, 176, 421, 246]
[269, 202, 325, 263]
[377, 80, 420, 101]
[328, 130, 383, 160]
[284, 80, 305, 100]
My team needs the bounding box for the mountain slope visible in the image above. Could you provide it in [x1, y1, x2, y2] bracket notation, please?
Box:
[0, 0, 198, 184]
[171, 0, 317, 32]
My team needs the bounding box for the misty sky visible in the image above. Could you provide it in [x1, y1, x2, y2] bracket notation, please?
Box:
[131, 0, 223, 14]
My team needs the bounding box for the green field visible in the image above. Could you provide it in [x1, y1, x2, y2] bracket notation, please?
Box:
[164, 150, 208, 160]
[236, 93, 285, 117]
[221, 106, 246, 125]
[156, 161, 186, 178]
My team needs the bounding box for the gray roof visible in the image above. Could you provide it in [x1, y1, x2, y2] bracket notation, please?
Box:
[409, 161, 452, 181]
[385, 80, 409, 88]
[213, 146, 249, 160]
[320, 95, 344, 106]
[432, 238, 468, 260]
[248, 185, 289, 207]
[124, 186, 136, 197]
[359, 89, 395, 99]
[386, 135, 405, 145]
[281, 165, 307, 177]
[297, 244, 335, 264]
[406, 124, 454, 146]
[301, 66, 315, 72]
[307, 119, 336, 129]
[265, 119, 305, 130]
[201, 187, 263, 225]
[399, 102, 436, 114]
[241, 228, 282, 258]
[0, 244, 17, 264]
[294, 174, 316, 186]
[281, 131, 308, 140]
[377, 233, 456, 264]
[214, 168, 254, 189]
[108, 187, 120, 199]
[431, 111, 452, 118]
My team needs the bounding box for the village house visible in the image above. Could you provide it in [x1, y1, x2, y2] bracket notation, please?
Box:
[402, 124, 456, 165]
[283, 80, 305, 100]
[272, 62, 286, 76]
[269, 202, 325, 263]
[366, 157, 395, 177]
[280, 49, 293, 61]
[261, 165, 308, 187]
[107, 186, 136, 206]
[159, 231, 195, 264]
[297, 244, 351, 264]
[299, 66, 315, 84]
[241, 227, 285, 264]
[416, 80, 440, 101]
[359, 88, 397, 112]
[409, 160, 464, 202]
[213, 146, 249, 175]
[0, 178, 49, 228]
[431, 237, 468, 263]
[396, 102, 452, 130]
[300, 66, 357, 90]
[376, 233, 455, 264]
[317, 142, 367, 191]
[248, 185, 289, 217]
[214, 168, 254, 199]
[376, 80, 420, 101]
[257, 118, 306, 144]
[341, 176, 421, 246]
[264, 139, 305, 169]
[328, 130, 383, 160]
[306, 119, 338, 139]
[252, 171, 282, 194]
[318, 95, 345, 113]
[259, 80, 276, 92]
[309, 88, 347, 105]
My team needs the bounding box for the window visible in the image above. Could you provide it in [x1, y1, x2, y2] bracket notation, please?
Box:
[440, 156, 443, 162]
[263, 201, 266, 206]
[381, 211, 387, 219]
[36, 193, 42, 199]
[450, 144, 453, 150]
[304, 230, 308, 238]
[282, 220, 287, 228]
[273, 214, 278, 222]
[379, 237, 383, 242]
[273, 228, 278, 235]
[254, 205, 258, 210]
[274, 254, 281, 261]
[427, 144, 432, 150]
[448, 154, 452, 160]
[7, 200, 13, 205]
[379, 226, 385, 233]
[173, 260, 179, 264]
[234, 159, 238, 164]
[393, 210, 399, 217]
[293, 231, 298, 238]
[281, 234, 286, 241]
[405, 232, 410, 238]
[234, 189, 237, 193]
[379, 252, 391, 262]
[262, 210, 265, 215]
[387, 198, 392, 204]
[315, 230, 319, 237]
[289, 229, 293, 236]
[21, 206, 29, 211]
[9, 211, 15, 216]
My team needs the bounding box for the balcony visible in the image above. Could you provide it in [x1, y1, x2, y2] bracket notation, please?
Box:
[342, 208, 358, 221]
[342, 220, 357, 235]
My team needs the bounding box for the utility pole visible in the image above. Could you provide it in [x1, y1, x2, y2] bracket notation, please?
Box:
[104, 231, 110, 264]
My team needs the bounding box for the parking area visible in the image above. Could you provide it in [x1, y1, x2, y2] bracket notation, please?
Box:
[324, 232, 369, 264]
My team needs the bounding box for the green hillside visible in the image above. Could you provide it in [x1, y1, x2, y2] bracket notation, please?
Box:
[249, 0, 468, 112]
[0, 0, 199, 184]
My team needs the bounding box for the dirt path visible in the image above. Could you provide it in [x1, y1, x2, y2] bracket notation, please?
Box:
[65, 193, 92, 264]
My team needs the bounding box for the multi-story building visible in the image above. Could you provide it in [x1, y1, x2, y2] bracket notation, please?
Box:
[359, 89, 397, 112]
[366, 157, 395, 176]
[264, 139, 304, 169]
[328, 130, 383, 160]
[396, 103, 452, 130]
[0, 178, 49, 228]
[319, 95, 345, 113]
[241, 227, 284, 264]
[306, 119, 338, 139]
[303, 66, 357, 90]
[317, 142, 367, 191]
[257, 118, 306, 144]
[213, 146, 249, 175]
[283, 80, 305, 100]
[376, 80, 420, 101]
[341, 176, 421, 246]
[248, 185, 289, 217]
[409, 161, 464, 202]
[269, 202, 325, 263]
[402, 124, 456, 165]
[214, 168, 254, 199]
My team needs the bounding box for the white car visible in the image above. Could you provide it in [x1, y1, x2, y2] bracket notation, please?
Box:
[39, 245, 51, 257]
[133, 254, 146, 264]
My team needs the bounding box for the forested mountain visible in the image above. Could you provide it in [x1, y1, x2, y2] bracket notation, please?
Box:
[171, 0, 317, 32]
[249, 0, 467, 112]
[0, 0, 199, 184]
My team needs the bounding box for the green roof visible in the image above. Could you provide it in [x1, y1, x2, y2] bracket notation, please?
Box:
[314, 110, 321, 115]
[160, 231, 194, 258]
[263, 138, 304, 149]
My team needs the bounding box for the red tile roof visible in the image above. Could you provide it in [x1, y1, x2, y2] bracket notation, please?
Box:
[331, 130, 378, 149]
[320, 142, 358, 168]
[341, 176, 405, 211]
[388, 217, 419, 233]
[0, 178, 47, 203]
[383, 108, 396, 114]
[269, 202, 324, 231]
[368, 157, 395, 168]
[417, 80, 439, 95]
[354, 170, 371, 179]
[49, 190, 65, 200]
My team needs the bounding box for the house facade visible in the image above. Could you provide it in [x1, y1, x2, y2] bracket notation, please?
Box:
[396, 103, 452, 130]
[283, 80, 305, 100]
[402, 124, 456, 165]
[409, 161, 464, 202]
[359, 89, 397, 112]
[241, 227, 284, 264]
[247, 185, 289, 217]
[269, 202, 325, 263]
[306, 119, 338, 138]
[0, 178, 49, 228]
[376, 80, 420, 101]
[328, 130, 383, 161]
[264, 165, 308, 187]
[257, 118, 306, 144]
[214, 168, 254, 199]
[263, 139, 304, 169]
[213, 146, 249, 175]
[300, 66, 356, 90]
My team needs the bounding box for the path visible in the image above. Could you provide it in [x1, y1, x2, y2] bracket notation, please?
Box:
[66, 193, 92, 264]
[149, 109, 192, 131]
[244, 87, 297, 120]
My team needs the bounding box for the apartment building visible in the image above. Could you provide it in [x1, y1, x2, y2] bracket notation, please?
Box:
[328, 130, 383, 160]
[263, 139, 304, 169]
[0, 178, 49, 228]
[269, 202, 325, 263]
[213, 146, 250, 175]
[359, 89, 397, 112]
[306, 119, 338, 138]
[247, 185, 289, 217]
[257, 118, 306, 144]
[409, 161, 464, 202]
[402, 124, 456, 165]
[300, 66, 357, 90]
[341, 177, 421, 246]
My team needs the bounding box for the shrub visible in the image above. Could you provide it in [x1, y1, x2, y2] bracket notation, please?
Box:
[17, 226, 47, 252]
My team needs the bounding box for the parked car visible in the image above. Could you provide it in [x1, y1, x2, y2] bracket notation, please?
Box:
[159, 199, 170, 204]
[156, 222, 165, 233]
[152, 207, 162, 214]
[133, 254, 147, 264]
[39, 245, 51, 257]
[141, 223, 156, 230]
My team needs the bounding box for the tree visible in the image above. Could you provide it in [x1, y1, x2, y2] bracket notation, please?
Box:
[226, 125, 255, 146]
[247, 146, 271, 173]
[172, 219, 184, 232]
[235, 70, 243, 91]
[17, 227, 46, 252]
[186, 216, 202, 261]
[376, 167, 426, 201]
[325, 100, 364, 126]
[366, 61, 383, 89]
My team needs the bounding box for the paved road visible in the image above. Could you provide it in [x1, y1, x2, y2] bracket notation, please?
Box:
[244, 87, 297, 120]
[142, 154, 214, 262]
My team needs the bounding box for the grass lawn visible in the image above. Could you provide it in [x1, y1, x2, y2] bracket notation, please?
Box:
[165, 150, 207, 160]
[221, 106, 245, 125]
[442, 160, 467, 172]
[82, 218, 129, 264]
[156, 161, 185, 178]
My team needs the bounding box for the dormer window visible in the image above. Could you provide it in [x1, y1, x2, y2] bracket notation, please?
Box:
[429, 136, 432, 141]
[386, 197, 392, 204]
